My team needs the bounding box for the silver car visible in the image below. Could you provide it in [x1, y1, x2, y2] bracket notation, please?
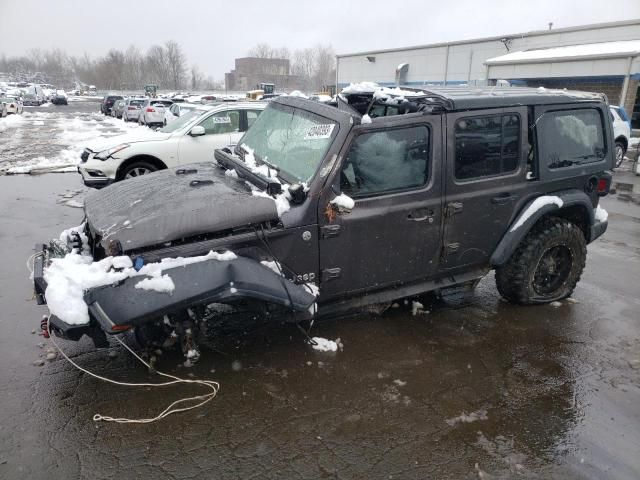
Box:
[121, 98, 146, 122]
[110, 99, 126, 119]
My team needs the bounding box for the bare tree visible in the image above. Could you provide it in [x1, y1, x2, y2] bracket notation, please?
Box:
[248, 43, 275, 58]
[165, 40, 187, 90]
[191, 64, 203, 90]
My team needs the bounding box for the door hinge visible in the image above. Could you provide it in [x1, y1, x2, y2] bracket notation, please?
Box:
[320, 224, 341, 238]
[321, 267, 342, 281]
[445, 243, 460, 255]
[445, 202, 463, 218]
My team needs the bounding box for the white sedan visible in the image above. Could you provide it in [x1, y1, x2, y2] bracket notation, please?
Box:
[3, 96, 23, 114]
[78, 102, 265, 187]
[165, 102, 200, 125]
[138, 98, 173, 127]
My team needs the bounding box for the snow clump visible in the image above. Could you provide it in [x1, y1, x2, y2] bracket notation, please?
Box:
[311, 337, 338, 352]
[510, 196, 563, 231]
[595, 204, 608, 222]
[43, 226, 237, 326]
[330, 193, 355, 210]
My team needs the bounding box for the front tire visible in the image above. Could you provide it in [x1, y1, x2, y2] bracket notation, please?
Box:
[614, 141, 626, 168]
[495, 217, 586, 304]
[121, 161, 158, 179]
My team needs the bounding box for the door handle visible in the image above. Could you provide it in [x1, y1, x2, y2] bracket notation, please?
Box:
[491, 193, 515, 205]
[407, 209, 435, 222]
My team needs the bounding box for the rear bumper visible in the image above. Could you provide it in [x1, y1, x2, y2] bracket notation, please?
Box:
[144, 113, 165, 124]
[590, 218, 608, 243]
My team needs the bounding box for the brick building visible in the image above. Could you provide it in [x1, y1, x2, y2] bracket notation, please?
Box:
[225, 57, 304, 92]
[337, 19, 640, 128]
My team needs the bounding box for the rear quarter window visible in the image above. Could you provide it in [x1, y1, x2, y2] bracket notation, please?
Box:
[537, 108, 606, 169]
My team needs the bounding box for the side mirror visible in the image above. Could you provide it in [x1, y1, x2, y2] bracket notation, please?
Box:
[288, 183, 307, 204]
[189, 125, 206, 137]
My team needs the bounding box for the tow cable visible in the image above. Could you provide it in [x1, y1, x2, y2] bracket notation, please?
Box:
[45, 316, 220, 424]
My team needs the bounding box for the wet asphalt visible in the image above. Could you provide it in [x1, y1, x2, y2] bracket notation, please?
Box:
[0, 104, 639, 479]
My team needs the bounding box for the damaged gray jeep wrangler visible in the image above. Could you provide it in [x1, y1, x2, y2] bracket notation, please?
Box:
[33, 86, 612, 358]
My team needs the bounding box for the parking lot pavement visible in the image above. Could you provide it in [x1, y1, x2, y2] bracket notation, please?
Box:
[0, 173, 638, 480]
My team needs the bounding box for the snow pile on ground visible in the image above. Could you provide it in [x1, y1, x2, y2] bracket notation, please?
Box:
[510, 196, 563, 231]
[595, 204, 608, 222]
[411, 300, 429, 316]
[0, 112, 27, 132]
[43, 226, 237, 325]
[446, 408, 488, 426]
[2, 112, 141, 174]
[311, 337, 338, 352]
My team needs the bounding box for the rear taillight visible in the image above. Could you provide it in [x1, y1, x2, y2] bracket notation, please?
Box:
[128, 106, 136, 110]
[597, 178, 609, 194]
[146, 107, 155, 112]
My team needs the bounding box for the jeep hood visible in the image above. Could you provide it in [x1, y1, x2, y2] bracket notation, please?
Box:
[83, 163, 279, 251]
[85, 129, 173, 153]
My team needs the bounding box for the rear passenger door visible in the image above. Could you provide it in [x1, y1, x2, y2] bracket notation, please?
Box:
[442, 107, 528, 271]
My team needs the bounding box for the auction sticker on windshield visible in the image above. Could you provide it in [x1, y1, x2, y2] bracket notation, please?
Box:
[304, 124, 335, 139]
[212, 116, 231, 124]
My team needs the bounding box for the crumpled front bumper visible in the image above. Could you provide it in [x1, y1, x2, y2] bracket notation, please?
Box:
[33, 244, 316, 344]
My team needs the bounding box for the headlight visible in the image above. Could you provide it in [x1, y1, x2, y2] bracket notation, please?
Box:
[94, 144, 130, 160]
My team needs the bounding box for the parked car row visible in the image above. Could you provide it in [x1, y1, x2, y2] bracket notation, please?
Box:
[0, 81, 70, 109]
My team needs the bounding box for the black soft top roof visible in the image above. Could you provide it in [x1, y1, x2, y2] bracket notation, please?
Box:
[413, 86, 606, 110]
[339, 85, 607, 113]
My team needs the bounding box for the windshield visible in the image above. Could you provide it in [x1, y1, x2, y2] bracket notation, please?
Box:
[159, 108, 206, 133]
[239, 103, 338, 182]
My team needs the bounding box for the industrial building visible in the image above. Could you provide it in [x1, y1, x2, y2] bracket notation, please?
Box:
[224, 57, 304, 92]
[336, 19, 640, 127]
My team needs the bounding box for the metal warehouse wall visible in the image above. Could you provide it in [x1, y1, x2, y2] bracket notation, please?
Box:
[336, 20, 640, 87]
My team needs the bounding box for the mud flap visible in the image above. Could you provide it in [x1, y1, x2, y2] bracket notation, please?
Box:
[84, 257, 316, 331]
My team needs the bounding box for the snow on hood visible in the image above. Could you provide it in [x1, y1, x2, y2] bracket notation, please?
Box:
[83, 162, 280, 251]
[85, 129, 172, 153]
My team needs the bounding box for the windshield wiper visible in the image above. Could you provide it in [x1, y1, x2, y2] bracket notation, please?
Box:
[215, 149, 282, 196]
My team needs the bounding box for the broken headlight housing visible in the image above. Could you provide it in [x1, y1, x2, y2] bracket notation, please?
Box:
[94, 143, 129, 160]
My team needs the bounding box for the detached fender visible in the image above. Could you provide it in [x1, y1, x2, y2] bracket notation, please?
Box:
[84, 256, 316, 332]
[490, 189, 599, 268]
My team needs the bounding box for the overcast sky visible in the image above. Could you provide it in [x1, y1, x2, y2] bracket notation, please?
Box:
[1, 0, 639, 79]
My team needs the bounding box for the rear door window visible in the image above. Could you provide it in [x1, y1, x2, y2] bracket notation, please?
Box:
[246, 110, 262, 130]
[199, 110, 240, 135]
[454, 114, 520, 180]
[537, 108, 606, 169]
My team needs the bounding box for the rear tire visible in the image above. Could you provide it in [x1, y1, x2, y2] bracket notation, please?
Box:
[614, 141, 626, 168]
[495, 217, 586, 304]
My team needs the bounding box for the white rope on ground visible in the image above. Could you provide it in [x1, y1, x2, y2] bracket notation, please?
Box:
[46, 317, 220, 424]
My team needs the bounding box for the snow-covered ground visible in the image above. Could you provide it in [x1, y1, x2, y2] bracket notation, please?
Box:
[0, 106, 142, 174]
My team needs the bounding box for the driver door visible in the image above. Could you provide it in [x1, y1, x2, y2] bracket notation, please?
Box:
[178, 109, 240, 163]
[318, 116, 443, 299]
